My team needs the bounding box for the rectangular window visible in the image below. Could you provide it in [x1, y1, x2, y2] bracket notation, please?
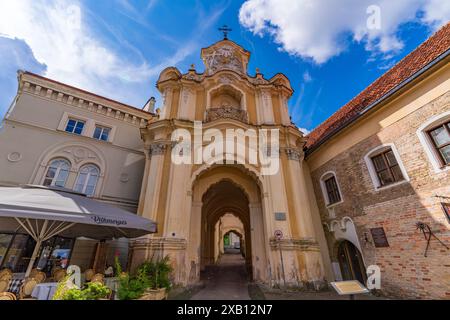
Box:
[371, 149, 405, 187]
[93, 125, 111, 141]
[428, 122, 450, 166]
[324, 176, 341, 205]
[65, 119, 85, 135]
[442, 203, 450, 224]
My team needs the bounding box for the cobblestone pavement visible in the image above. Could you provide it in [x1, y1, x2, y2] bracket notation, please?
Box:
[260, 288, 386, 300]
[190, 252, 250, 300]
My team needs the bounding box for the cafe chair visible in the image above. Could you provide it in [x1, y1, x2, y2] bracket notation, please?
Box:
[0, 279, 9, 293]
[90, 273, 104, 284]
[51, 266, 62, 277]
[19, 278, 38, 300]
[0, 273, 12, 282]
[34, 271, 46, 283]
[29, 269, 39, 278]
[84, 269, 95, 282]
[0, 269, 12, 281]
[53, 269, 66, 282]
[0, 292, 17, 300]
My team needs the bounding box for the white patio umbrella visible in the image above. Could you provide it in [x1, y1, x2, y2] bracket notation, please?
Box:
[0, 185, 157, 277]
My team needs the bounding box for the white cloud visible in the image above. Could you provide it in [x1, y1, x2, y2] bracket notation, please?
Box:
[239, 0, 450, 64]
[422, 0, 450, 29]
[299, 127, 310, 135]
[0, 0, 154, 105]
[302, 71, 312, 83]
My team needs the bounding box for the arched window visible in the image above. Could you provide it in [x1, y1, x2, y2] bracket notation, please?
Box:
[43, 159, 71, 187]
[319, 171, 343, 206]
[74, 164, 100, 196]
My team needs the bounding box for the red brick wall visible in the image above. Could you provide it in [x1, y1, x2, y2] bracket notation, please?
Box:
[309, 91, 450, 299]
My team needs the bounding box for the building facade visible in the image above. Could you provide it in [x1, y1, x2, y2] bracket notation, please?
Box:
[130, 39, 329, 289]
[0, 23, 449, 298]
[0, 71, 154, 275]
[305, 24, 450, 299]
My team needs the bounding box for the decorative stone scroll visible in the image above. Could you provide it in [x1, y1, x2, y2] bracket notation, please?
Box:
[285, 148, 303, 162]
[149, 143, 168, 156]
[205, 107, 248, 123]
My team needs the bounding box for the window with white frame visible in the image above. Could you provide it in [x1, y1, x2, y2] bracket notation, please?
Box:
[93, 125, 111, 142]
[74, 164, 100, 196]
[364, 144, 409, 190]
[43, 159, 71, 187]
[65, 118, 85, 135]
[320, 172, 343, 206]
[427, 121, 450, 166]
[417, 112, 450, 172]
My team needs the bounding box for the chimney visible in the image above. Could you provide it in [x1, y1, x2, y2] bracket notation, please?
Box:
[143, 97, 156, 113]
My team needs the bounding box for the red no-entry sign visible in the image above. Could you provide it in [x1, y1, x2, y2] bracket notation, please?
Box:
[274, 229, 283, 240]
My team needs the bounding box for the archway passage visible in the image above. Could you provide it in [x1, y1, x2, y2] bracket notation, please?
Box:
[337, 240, 367, 284]
[200, 180, 252, 280]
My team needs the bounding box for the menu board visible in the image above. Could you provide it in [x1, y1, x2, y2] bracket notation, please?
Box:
[330, 280, 369, 295]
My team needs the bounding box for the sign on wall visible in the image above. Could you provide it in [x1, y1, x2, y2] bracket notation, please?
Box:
[274, 212, 286, 221]
[370, 227, 389, 248]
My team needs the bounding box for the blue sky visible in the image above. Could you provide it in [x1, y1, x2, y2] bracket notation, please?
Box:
[0, 1, 449, 132]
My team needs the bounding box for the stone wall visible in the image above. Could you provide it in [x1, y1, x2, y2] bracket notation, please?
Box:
[309, 91, 450, 299]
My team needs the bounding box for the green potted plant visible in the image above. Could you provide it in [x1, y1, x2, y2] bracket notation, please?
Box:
[115, 255, 173, 300]
[52, 275, 111, 300]
[139, 256, 173, 300]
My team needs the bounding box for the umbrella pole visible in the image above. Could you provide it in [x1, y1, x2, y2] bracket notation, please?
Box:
[25, 238, 42, 277]
[25, 220, 48, 278]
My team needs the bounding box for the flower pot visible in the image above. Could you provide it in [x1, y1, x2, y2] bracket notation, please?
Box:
[138, 288, 167, 300]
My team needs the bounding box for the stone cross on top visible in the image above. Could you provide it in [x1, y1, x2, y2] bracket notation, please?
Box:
[218, 25, 232, 40]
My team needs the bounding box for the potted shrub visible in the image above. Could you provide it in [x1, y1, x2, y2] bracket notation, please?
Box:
[138, 256, 172, 300]
[116, 255, 173, 300]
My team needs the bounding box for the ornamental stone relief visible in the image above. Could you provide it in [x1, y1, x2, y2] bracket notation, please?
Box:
[205, 107, 248, 123]
[285, 148, 303, 162]
[181, 88, 193, 104]
[204, 45, 244, 75]
[63, 147, 97, 163]
[182, 73, 202, 82]
[7, 152, 22, 163]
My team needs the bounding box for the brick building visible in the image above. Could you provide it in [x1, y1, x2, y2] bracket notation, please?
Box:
[305, 24, 450, 299]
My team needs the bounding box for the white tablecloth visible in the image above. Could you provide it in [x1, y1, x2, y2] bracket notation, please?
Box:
[31, 282, 58, 300]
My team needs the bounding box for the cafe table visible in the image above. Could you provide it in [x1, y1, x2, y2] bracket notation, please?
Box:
[31, 282, 59, 300]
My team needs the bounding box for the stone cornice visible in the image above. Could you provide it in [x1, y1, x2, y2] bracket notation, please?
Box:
[19, 72, 153, 128]
[130, 237, 187, 250]
[269, 238, 320, 251]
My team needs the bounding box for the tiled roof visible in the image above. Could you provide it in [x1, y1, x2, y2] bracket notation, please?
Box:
[306, 22, 450, 151]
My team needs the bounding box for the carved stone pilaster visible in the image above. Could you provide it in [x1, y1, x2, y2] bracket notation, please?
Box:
[285, 147, 303, 162]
